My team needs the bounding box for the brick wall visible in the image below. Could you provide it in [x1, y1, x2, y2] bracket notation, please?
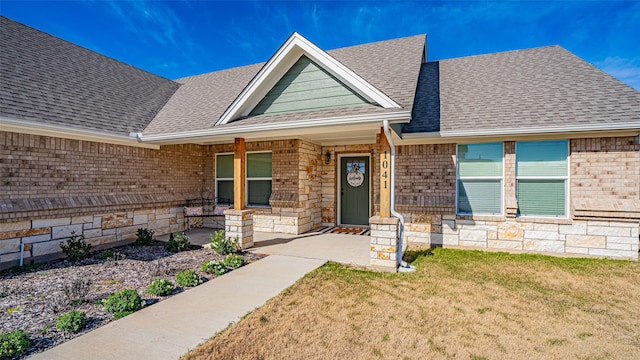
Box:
[571, 136, 640, 219]
[395, 135, 639, 261]
[1, 131, 205, 222]
[211, 139, 322, 235]
[394, 143, 457, 215]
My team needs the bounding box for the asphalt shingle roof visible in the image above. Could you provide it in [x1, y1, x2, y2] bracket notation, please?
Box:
[0, 16, 180, 136]
[407, 46, 640, 134]
[144, 35, 426, 135]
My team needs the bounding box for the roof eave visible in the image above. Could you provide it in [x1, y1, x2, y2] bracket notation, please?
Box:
[140, 110, 411, 145]
[0, 116, 160, 149]
[399, 123, 640, 145]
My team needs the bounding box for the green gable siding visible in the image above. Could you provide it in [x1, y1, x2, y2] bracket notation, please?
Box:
[249, 55, 369, 116]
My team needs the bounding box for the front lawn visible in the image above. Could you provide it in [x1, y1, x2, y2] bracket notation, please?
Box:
[183, 248, 640, 360]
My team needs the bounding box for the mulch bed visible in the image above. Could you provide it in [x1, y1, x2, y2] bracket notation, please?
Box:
[0, 242, 263, 359]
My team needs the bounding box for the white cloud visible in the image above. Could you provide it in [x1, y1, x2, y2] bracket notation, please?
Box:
[595, 57, 640, 91]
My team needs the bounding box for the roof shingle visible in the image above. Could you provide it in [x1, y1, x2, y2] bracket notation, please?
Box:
[408, 46, 640, 135]
[144, 35, 426, 135]
[0, 16, 180, 136]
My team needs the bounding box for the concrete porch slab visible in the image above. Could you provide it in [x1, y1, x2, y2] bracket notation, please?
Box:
[157, 228, 371, 268]
[251, 230, 370, 267]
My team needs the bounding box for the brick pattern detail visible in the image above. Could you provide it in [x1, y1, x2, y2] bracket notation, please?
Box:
[0, 131, 205, 221]
[393, 143, 457, 215]
[571, 136, 640, 219]
[369, 216, 399, 271]
[0, 206, 185, 269]
[213, 139, 322, 235]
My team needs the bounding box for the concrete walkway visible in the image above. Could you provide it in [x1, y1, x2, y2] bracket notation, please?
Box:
[30, 255, 326, 360]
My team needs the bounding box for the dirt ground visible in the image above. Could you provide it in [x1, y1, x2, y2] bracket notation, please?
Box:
[183, 248, 640, 360]
[0, 242, 262, 359]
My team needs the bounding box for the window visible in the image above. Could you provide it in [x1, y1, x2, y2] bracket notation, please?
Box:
[247, 152, 272, 206]
[215, 152, 273, 207]
[516, 140, 568, 217]
[457, 143, 503, 215]
[215, 154, 234, 205]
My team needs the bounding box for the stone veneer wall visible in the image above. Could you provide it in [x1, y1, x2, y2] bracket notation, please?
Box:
[391, 136, 639, 260]
[0, 131, 207, 268]
[0, 207, 185, 269]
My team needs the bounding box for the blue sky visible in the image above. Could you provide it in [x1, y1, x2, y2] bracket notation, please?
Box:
[2, 1, 639, 90]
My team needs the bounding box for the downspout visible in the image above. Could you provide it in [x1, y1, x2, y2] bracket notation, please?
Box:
[382, 120, 416, 272]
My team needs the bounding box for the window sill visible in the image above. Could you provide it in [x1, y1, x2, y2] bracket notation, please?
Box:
[515, 216, 572, 225]
[456, 214, 505, 222]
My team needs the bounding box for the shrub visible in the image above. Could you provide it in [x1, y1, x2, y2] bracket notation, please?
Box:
[0, 329, 30, 358]
[59, 231, 92, 261]
[103, 289, 142, 318]
[56, 310, 86, 334]
[166, 232, 190, 252]
[61, 278, 92, 307]
[98, 250, 114, 260]
[201, 260, 229, 276]
[209, 230, 238, 255]
[223, 254, 244, 269]
[135, 228, 154, 246]
[176, 269, 203, 287]
[146, 279, 175, 296]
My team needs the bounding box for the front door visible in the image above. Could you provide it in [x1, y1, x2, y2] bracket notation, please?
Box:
[340, 156, 370, 225]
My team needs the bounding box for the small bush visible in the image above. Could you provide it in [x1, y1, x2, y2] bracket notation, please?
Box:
[176, 269, 203, 287]
[146, 279, 175, 296]
[135, 228, 154, 246]
[103, 289, 142, 318]
[201, 260, 229, 276]
[209, 230, 238, 255]
[98, 250, 114, 260]
[223, 254, 244, 269]
[0, 329, 30, 358]
[56, 310, 86, 334]
[61, 278, 92, 307]
[166, 232, 190, 252]
[59, 231, 92, 261]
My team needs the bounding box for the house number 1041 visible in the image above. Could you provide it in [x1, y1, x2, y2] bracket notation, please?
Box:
[382, 150, 389, 189]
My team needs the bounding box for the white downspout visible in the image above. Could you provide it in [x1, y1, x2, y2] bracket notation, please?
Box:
[382, 120, 416, 272]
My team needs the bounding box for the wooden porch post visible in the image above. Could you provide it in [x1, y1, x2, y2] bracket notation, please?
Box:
[379, 127, 391, 218]
[234, 138, 246, 210]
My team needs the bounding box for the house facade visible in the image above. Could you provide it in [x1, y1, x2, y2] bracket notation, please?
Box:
[1, 16, 639, 270]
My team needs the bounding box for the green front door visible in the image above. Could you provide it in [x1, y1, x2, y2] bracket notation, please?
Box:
[340, 156, 370, 225]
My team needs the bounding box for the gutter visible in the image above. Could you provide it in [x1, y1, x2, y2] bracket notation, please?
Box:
[401, 122, 640, 141]
[0, 116, 160, 149]
[382, 120, 416, 272]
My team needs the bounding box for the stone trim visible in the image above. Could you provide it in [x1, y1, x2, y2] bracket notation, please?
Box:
[369, 216, 399, 271]
[0, 206, 186, 269]
[224, 209, 254, 249]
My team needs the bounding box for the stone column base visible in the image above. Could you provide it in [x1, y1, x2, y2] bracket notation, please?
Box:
[369, 215, 399, 272]
[224, 209, 255, 249]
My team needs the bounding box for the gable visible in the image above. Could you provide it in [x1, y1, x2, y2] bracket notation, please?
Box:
[215, 32, 402, 126]
[249, 55, 368, 116]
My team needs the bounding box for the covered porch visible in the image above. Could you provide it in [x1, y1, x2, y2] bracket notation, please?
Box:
[167, 228, 371, 267]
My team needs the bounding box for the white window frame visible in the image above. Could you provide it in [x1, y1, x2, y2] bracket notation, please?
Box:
[455, 142, 505, 216]
[515, 140, 570, 218]
[245, 150, 273, 207]
[215, 152, 234, 205]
